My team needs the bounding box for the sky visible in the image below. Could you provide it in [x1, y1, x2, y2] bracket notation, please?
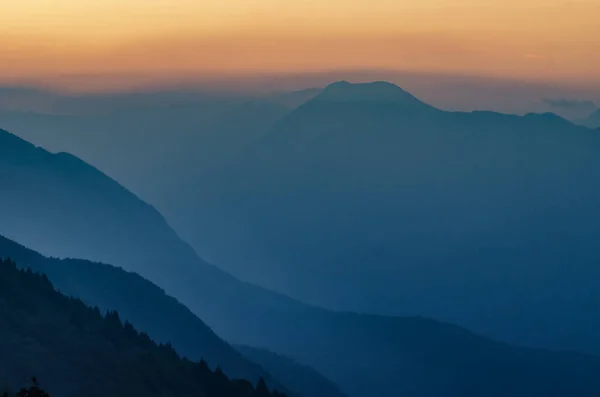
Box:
[1, 0, 600, 93]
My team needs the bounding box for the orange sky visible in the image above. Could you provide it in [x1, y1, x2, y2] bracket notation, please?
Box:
[2, 0, 599, 91]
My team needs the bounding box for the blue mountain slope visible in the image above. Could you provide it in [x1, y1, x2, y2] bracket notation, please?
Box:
[4, 123, 600, 397]
[214, 81, 600, 353]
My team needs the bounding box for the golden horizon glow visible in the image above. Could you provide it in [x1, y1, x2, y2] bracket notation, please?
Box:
[2, 0, 599, 91]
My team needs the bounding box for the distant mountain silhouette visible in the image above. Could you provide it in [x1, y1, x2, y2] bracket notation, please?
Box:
[0, 259, 289, 397]
[4, 126, 600, 397]
[314, 81, 434, 110]
[213, 81, 600, 353]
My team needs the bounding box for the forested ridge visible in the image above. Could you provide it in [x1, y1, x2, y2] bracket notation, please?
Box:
[0, 233, 287, 390]
[0, 258, 287, 397]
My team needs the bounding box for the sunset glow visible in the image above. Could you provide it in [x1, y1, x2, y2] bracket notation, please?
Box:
[2, 0, 599, 91]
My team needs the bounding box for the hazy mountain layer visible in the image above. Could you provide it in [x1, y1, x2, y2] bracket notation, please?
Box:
[0, 94, 288, 259]
[212, 81, 600, 353]
[0, 127, 199, 287]
[4, 125, 600, 397]
[235, 346, 348, 397]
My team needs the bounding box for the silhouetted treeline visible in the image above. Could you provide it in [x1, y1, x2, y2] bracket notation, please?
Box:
[0, 259, 287, 397]
[2, 378, 50, 397]
[0, 233, 289, 392]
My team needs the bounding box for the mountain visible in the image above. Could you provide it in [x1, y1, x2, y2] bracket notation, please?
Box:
[0, 234, 286, 393]
[312, 80, 434, 109]
[5, 237, 600, 397]
[5, 127, 600, 397]
[0, 259, 289, 397]
[0, 126, 200, 289]
[212, 81, 600, 352]
[0, 233, 347, 397]
[0, 93, 289, 259]
[235, 346, 348, 397]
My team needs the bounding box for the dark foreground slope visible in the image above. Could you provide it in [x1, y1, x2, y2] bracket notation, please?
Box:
[0, 259, 287, 397]
[0, 235, 289, 394]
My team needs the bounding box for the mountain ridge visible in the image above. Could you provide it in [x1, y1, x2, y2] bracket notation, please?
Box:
[0, 233, 283, 387]
[307, 81, 436, 112]
[4, 120, 600, 397]
[209, 81, 600, 357]
[0, 127, 200, 286]
[0, 258, 290, 397]
[235, 346, 348, 397]
[5, 232, 600, 397]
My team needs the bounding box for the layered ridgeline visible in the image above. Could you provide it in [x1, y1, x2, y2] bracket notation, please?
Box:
[235, 346, 356, 397]
[0, 234, 288, 394]
[0, 127, 198, 285]
[5, 85, 600, 359]
[0, 259, 287, 397]
[214, 81, 600, 351]
[0, 93, 289, 260]
[4, 236, 600, 397]
[4, 128, 600, 397]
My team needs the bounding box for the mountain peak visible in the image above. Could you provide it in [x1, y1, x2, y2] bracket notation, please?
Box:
[314, 81, 433, 109]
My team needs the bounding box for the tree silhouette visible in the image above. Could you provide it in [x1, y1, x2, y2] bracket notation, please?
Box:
[15, 378, 50, 397]
[1, 260, 290, 397]
[255, 377, 270, 397]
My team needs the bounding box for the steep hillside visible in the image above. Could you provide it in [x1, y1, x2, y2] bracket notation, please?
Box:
[0, 94, 288, 257]
[0, 235, 285, 391]
[0, 259, 287, 397]
[0, 127, 199, 287]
